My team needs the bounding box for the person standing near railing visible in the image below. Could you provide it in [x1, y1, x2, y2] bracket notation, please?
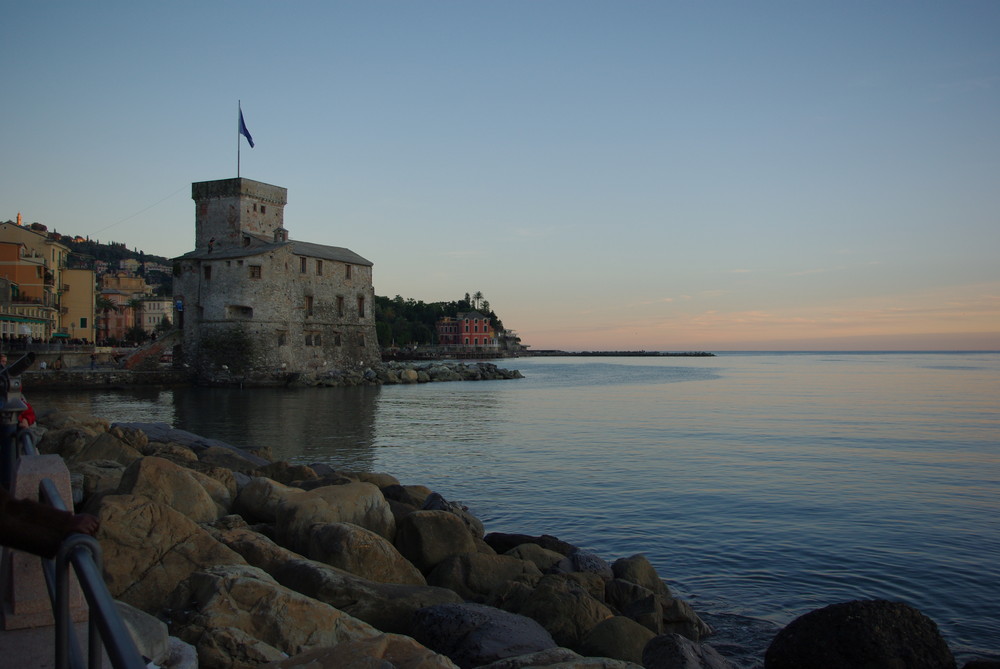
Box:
[0, 486, 100, 559]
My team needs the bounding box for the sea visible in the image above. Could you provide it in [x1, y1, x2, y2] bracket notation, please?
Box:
[29, 351, 1000, 667]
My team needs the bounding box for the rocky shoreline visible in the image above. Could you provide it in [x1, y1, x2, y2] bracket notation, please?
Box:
[27, 408, 984, 669]
[22, 360, 523, 390]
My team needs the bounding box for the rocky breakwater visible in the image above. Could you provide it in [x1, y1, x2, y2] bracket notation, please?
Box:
[191, 360, 523, 387]
[32, 407, 721, 669]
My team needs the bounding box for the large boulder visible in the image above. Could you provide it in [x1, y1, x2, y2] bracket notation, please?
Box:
[427, 552, 543, 601]
[170, 565, 380, 669]
[35, 425, 99, 459]
[642, 633, 734, 669]
[205, 517, 303, 575]
[477, 649, 642, 668]
[267, 633, 461, 669]
[612, 554, 671, 597]
[307, 522, 425, 585]
[116, 456, 225, 522]
[69, 431, 143, 466]
[411, 602, 559, 669]
[764, 600, 956, 669]
[277, 481, 396, 546]
[503, 574, 615, 650]
[167, 564, 380, 669]
[233, 476, 304, 523]
[96, 494, 245, 613]
[484, 532, 577, 556]
[274, 558, 463, 635]
[395, 511, 478, 573]
[71, 459, 126, 500]
[580, 616, 656, 665]
[505, 543, 566, 573]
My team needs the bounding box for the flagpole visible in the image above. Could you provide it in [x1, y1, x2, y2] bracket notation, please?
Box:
[237, 100, 241, 178]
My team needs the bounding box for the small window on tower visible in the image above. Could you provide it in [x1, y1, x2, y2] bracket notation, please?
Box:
[204, 266, 212, 280]
[300, 258, 307, 273]
[249, 265, 262, 279]
[316, 260, 323, 275]
[261, 205, 266, 214]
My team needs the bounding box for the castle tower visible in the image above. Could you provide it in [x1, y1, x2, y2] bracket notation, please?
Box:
[191, 178, 288, 251]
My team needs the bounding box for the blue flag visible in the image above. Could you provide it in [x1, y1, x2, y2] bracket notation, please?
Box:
[239, 107, 254, 148]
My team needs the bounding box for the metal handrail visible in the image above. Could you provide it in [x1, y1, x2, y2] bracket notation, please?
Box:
[37, 478, 146, 669]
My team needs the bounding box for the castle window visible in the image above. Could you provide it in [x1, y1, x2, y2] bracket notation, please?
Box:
[253, 204, 257, 212]
[335, 333, 342, 346]
[300, 257, 307, 273]
[357, 296, 365, 318]
[316, 260, 323, 275]
[204, 266, 212, 280]
[305, 295, 314, 316]
[249, 265, 262, 279]
[345, 264, 352, 279]
[261, 205, 266, 214]
[357, 334, 364, 347]
[337, 296, 345, 317]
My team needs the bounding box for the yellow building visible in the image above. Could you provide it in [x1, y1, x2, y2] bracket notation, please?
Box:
[0, 219, 72, 339]
[61, 267, 97, 342]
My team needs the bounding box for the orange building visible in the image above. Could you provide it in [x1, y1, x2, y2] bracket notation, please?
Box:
[436, 310, 498, 351]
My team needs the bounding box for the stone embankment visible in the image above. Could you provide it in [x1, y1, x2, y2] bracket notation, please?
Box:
[22, 361, 522, 389]
[31, 407, 713, 669]
[28, 409, 976, 669]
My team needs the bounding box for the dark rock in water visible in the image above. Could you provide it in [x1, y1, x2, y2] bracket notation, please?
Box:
[411, 602, 557, 669]
[764, 599, 955, 669]
[642, 632, 733, 669]
[484, 532, 578, 556]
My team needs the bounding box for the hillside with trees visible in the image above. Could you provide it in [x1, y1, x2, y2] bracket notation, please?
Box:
[374, 292, 504, 348]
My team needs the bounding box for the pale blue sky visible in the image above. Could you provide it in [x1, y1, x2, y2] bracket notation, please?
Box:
[3, 2, 998, 350]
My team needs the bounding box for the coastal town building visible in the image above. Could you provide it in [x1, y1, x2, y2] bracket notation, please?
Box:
[173, 177, 380, 379]
[60, 267, 97, 342]
[435, 310, 498, 352]
[0, 215, 85, 341]
[97, 272, 153, 342]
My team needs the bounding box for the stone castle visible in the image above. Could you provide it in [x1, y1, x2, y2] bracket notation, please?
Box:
[173, 178, 381, 382]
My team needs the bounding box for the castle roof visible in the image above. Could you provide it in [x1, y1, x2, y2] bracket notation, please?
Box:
[175, 239, 372, 266]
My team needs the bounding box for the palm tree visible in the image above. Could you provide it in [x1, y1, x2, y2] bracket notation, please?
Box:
[472, 291, 484, 310]
[95, 295, 118, 343]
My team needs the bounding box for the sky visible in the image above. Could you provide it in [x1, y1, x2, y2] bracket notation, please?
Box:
[3, 2, 999, 351]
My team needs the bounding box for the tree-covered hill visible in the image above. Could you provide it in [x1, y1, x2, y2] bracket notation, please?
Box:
[375, 292, 504, 347]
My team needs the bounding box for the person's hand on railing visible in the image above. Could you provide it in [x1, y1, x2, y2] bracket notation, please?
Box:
[69, 513, 99, 536]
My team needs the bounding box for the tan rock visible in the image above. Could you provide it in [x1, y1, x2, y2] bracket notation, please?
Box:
[109, 424, 149, 452]
[96, 494, 245, 613]
[509, 574, 615, 650]
[70, 431, 143, 466]
[611, 555, 671, 598]
[343, 471, 400, 488]
[307, 522, 425, 585]
[274, 558, 462, 635]
[143, 441, 199, 463]
[208, 522, 305, 575]
[277, 481, 395, 546]
[579, 616, 656, 665]
[168, 564, 379, 669]
[427, 552, 543, 601]
[265, 633, 460, 669]
[234, 476, 306, 523]
[394, 510, 477, 573]
[71, 459, 126, 500]
[506, 543, 566, 572]
[116, 456, 222, 522]
[35, 426, 97, 459]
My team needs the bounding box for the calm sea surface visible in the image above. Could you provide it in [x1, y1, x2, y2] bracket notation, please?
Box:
[31, 352, 1000, 666]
